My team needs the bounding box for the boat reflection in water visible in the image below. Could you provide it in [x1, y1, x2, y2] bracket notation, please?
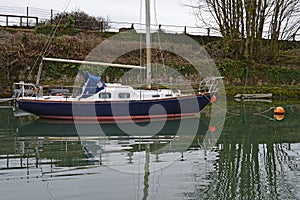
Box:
[17, 117, 209, 138]
[11, 116, 214, 200]
[16, 117, 212, 169]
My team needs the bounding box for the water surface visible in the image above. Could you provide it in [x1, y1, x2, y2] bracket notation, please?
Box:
[0, 100, 299, 199]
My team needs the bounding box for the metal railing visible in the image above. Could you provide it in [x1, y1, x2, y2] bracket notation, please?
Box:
[13, 82, 42, 98]
[1, 6, 299, 40]
[199, 77, 223, 94]
[0, 6, 220, 36]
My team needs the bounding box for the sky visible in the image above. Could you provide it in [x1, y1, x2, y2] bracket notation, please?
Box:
[1, 0, 202, 33]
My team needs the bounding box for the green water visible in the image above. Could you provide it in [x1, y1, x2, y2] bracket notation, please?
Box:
[0, 100, 299, 200]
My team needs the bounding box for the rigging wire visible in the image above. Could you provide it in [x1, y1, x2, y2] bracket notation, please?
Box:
[153, 0, 158, 84]
[153, 0, 167, 87]
[37, 0, 71, 190]
[139, 0, 144, 86]
[26, 0, 72, 83]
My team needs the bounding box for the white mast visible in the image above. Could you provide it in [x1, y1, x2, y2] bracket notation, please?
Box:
[145, 0, 152, 89]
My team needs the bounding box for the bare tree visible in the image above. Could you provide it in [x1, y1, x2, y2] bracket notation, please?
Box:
[189, 0, 300, 60]
[268, 0, 300, 54]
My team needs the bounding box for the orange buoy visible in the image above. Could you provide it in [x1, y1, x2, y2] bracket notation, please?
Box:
[274, 106, 285, 115]
[209, 126, 216, 132]
[211, 96, 217, 103]
[274, 114, 285, 121]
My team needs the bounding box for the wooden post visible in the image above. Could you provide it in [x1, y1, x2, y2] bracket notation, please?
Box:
[207, 28, 210, 36]
[6, 16, 8, 26]
[26, 7, 29, 27]
[100, 19, 103, 32]
[51, 9, 53, 24]
[20, 16, 22, 27]
[292, 33, 296, 41]
[184, 26, 187, 34]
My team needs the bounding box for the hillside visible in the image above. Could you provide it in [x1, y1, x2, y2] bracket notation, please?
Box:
[0, 27, 299, 98]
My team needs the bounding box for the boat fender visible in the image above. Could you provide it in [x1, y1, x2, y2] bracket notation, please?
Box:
[209, 126, 216, 132]
[211, 96, 217, 103]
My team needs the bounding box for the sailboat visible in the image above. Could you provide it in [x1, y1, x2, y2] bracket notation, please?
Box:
[14, 0, 222, 121]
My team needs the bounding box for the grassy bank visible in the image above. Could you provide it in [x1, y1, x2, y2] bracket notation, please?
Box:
[0, 26, 299, 98]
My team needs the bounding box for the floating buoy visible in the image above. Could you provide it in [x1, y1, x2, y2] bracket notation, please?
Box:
[274, 106, 285, 115]
[211, 96, 217, 103]
[274, 114, 285, 121]
[209, 126, 216, 132]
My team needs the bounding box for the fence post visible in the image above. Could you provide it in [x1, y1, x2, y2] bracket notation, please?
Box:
[100, 19, 103, 32]
[6, 16, 8, 26]
[26, 7, 29, 27]
[184, 26, 187, 34]
[51, 9, 53, 24]
[207, 28, 210, 36]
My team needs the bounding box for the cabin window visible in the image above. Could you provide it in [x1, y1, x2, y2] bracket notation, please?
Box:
[99, 92, 111, 99]
[118, 93, 130, 99]
[165, 94, 172, 97]
[152, 94, 160, 98]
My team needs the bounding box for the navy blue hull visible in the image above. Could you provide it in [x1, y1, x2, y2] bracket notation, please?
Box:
[17, 117, 209, 137]
[17, 94, 211, 120]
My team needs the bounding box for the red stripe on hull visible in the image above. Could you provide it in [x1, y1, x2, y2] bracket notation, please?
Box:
[39, 113, 197, 123]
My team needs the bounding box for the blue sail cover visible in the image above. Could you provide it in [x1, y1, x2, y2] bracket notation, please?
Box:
[82, 73, 106, 98]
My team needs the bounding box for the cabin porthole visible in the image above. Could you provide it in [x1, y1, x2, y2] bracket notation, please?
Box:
[99, 92, 111, 99]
